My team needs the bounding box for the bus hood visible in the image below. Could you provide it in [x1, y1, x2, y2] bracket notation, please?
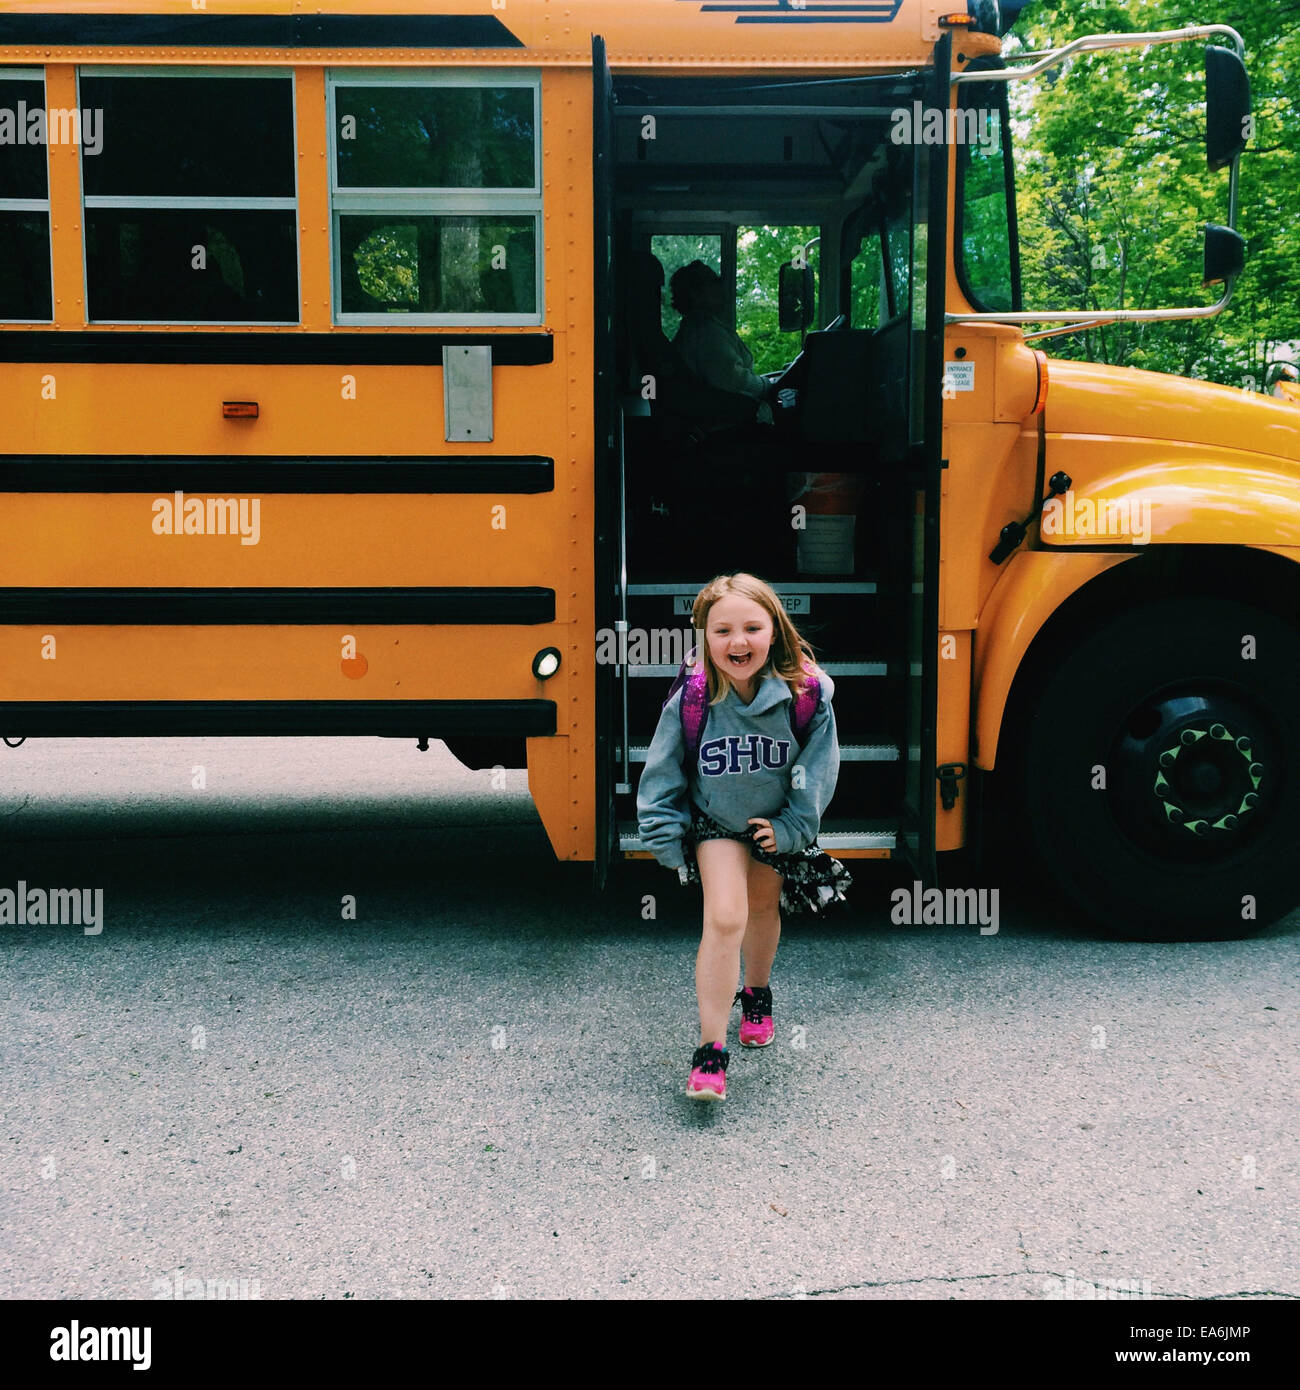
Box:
[1044, 358, 1300, 468]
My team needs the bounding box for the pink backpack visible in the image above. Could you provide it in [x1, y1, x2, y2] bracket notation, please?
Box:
[664, 649, 821, 762]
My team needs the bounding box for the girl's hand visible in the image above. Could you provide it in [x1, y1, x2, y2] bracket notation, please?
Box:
[747, 818, 777, 853]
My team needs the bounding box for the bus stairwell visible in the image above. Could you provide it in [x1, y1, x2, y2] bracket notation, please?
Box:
[604, 70, 930, 867]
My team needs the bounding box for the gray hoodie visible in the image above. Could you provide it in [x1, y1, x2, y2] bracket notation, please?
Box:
[636, 667, 840, 870]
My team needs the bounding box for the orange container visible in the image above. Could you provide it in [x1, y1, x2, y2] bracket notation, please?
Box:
[787, 471, 866, 514]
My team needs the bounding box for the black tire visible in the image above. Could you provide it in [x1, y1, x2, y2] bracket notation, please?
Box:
[442, 737, 527, 770]
[1006, 596, 1300, 940]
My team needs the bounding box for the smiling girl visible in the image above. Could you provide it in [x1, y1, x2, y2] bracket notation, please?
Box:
[636, 572, 851, 1101]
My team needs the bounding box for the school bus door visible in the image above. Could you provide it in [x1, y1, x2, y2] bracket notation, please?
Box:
[897, 33, 951, 886]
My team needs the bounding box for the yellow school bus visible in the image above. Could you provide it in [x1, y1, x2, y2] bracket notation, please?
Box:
[0, 1, 1290, 938]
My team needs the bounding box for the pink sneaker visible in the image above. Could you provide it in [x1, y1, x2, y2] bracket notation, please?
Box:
[734, 986, 774, 1048]
[686, 1042, 728, 1101]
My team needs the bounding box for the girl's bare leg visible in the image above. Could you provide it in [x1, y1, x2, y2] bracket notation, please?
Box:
[741, 857, 783, 988]
[694, 838, 751, 1047]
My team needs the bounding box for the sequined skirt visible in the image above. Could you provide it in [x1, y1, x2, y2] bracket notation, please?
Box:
[680, 803, 852, 916]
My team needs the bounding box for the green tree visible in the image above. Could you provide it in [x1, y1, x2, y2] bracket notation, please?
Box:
[1008, 0, 1300, 388]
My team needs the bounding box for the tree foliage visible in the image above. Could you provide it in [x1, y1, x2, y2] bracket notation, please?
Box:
[1008, 0, 1300, 388]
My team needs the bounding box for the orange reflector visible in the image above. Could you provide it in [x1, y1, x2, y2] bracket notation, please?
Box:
[222, 401, 259, 419]
[1032, 351, 1049, 415]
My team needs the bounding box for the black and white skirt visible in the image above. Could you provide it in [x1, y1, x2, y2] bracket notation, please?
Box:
[679, 803, 853, 916]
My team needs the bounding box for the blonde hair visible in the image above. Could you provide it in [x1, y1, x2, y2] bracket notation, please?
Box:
[690, 572, 817, 706]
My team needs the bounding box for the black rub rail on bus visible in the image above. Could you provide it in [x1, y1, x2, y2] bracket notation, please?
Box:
[0, 334, 554, 368]
[0, 701, 558, 738]
[0, 14, 524, 48]
[0, 589, 557, 625]
[0, 458, 555, 495]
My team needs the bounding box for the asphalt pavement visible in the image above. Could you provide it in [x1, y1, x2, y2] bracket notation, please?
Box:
[1, 737, 1296, 1300]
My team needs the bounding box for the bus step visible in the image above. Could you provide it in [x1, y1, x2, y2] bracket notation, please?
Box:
[619, 820, 897, 854]
[624, 659, 888, 678]
[625, 580, 880, 598]
[625, 741, 901, 763]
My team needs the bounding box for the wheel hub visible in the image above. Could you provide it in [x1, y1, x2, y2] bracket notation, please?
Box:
[1110, 691, 1272, 860]
[1152, 722, 1263, 836]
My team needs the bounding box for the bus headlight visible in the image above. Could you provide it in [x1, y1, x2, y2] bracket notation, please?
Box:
[532, 648, 562, 680]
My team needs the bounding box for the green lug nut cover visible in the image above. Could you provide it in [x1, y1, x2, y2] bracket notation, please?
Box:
[1146, 722, 1261, 837]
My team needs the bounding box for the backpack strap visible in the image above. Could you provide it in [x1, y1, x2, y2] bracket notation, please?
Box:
[662, 651, 693, 708]
[791, 664, 821, 747]
[664, 649, 710, 760]
[680, 659, 710, 759]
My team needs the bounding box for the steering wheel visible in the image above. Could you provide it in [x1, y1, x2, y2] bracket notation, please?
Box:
[773, 315, 856, 375]
[767, 313, 851, 381]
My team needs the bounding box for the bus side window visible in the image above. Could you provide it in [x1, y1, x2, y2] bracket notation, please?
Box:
[0, 70, 52, 322]
[330, 78, 542, 324]
[81, 73, 299, 324]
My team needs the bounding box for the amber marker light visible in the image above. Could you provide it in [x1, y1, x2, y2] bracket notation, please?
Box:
[222, 401, 259, 419]
[1032, 351, 1050, 415]
[939, 13, 976, 26]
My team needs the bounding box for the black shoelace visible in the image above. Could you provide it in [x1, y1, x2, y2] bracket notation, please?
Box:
[733, 988, 772, 1025]
[691, 1044, 728, 1074]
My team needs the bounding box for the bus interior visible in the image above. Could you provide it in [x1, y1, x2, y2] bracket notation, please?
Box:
[610, 70, 929, 854]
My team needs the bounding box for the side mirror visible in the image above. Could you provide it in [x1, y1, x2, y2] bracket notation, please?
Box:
[1206, 46, 1251, 172]
[1203, 223, 1246, 286]
[779, 261, 815, 334]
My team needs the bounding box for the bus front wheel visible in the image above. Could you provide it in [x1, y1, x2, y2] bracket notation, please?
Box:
[1012, 597, 1300, 940]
